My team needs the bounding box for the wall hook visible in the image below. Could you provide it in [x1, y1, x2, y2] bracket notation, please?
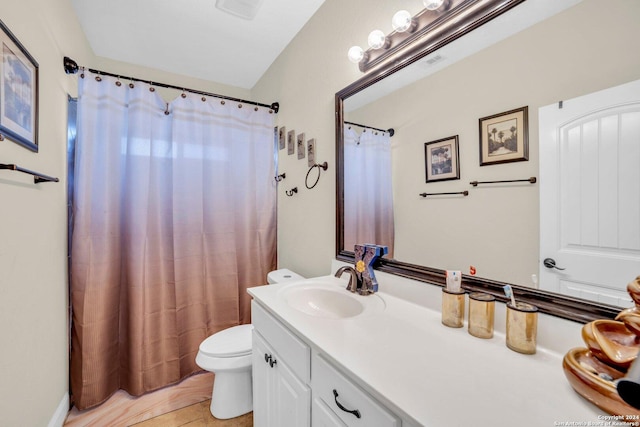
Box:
[275, 173, 286, 182]
[285, 187, 298, 197]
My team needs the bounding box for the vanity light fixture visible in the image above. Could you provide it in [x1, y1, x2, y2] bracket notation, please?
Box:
[367, 30, 388, 49]
[347, 0, 520, 73]
[347, 0, 447, 70]
[391, 10, 415, 33]
[348, 46, 365, 63]
[423, 0, 445, 11]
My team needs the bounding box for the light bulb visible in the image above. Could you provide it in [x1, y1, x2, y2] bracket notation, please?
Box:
[392, 10, 412, 32]
[368, 30, 386, 49]
[423, 0, 444, 10]
[347, 46, 364, 63]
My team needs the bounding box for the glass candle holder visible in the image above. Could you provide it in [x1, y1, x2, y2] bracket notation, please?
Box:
[468, 292, 495, 339]
[441, 288, 465, 328]
[506, 302, 538, 354]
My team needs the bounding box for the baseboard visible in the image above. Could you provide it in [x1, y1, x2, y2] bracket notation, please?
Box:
[47, 392, 70, 427]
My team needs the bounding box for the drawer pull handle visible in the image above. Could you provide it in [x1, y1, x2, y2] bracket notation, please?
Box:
[269, 358, 277, 368]
[264, 353, 272, 364]
[333, 389, 361, 419]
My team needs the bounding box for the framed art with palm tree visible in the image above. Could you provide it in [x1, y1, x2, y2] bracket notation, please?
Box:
[424, 135, 460, 182]
[478, 106, 528, 166]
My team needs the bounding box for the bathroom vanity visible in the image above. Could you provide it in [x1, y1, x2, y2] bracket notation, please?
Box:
[248, 262, 604, 426]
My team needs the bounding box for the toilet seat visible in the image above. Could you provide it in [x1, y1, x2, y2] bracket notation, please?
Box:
[199, 324, 253, 358]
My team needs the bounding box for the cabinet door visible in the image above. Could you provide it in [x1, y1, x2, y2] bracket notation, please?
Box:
[252, 331, 272, 427]
[312, 398, 348, 427]
[253, 330, 311, 427]
[272, 352, 311, 427]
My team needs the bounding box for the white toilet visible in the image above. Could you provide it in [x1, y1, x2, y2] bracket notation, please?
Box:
[195, 268, 304, 419]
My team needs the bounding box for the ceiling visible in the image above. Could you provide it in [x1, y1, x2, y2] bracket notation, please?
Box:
[71, 0, 326, 89]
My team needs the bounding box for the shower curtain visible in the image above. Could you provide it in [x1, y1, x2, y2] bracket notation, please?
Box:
[69, 71, 276, 410]
[343, 127, 395, 257]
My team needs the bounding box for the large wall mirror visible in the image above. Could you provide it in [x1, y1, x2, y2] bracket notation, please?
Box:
[336, 0, 640, 323]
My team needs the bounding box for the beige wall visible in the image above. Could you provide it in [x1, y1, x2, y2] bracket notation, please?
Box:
[254, 0, 640, 282]
[346, 0, 640, 286]
[0, 0, 92, 425]
[0, 0, 249, 424]
[252, 0, 417, 278]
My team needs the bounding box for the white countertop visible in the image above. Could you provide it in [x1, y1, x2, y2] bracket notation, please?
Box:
[248, 273, 605, 427]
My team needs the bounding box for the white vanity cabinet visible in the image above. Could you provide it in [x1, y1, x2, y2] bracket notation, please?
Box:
[252, 301, 311, 427]
[251, 300, 404, 427]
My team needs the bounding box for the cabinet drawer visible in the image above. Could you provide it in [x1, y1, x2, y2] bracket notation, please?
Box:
[313, 397, 348, 427]
[313, 353, 400, 427]
[252, 300, 310, 383]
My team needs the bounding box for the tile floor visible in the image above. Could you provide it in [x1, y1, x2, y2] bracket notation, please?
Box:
[130, 400, 253, 427]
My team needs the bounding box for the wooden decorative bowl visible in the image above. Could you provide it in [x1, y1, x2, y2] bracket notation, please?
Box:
[563, 347, 640, 416]
[617, 307, 640, 336]
[581, 320, 640, 369]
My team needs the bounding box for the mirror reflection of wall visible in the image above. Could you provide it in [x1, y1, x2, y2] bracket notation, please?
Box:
[342, 0, 640, 295]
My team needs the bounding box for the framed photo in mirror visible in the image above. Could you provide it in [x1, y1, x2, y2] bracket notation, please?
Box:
[424, 135, 460, 182]
[0, 19, 39, 152]
[479, 106, 528, 166]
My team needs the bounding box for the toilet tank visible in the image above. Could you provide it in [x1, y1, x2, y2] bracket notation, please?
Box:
[267, 268, 304, 284]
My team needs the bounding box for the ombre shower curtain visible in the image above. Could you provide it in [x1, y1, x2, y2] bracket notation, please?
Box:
[69, 71, 276, 409]
[343, 126, 395, 257]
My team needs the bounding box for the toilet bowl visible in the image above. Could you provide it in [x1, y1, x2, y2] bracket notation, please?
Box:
[195, 268, 304, 419]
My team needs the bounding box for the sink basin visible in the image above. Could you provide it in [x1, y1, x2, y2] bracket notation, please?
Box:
[279, 280, 385, 319]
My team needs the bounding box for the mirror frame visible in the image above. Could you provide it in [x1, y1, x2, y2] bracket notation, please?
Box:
[335, 0, 619, 324]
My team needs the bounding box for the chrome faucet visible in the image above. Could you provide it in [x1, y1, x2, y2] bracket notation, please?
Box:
[334, 266, 360, 293]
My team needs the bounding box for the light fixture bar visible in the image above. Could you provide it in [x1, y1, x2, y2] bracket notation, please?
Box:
[359, 0, 526, 73]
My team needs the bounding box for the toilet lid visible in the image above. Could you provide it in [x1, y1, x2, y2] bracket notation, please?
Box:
[199, 324, 253, 358]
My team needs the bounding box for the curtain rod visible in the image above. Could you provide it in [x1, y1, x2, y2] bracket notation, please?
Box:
[63, 57, 279, 113]
[344, 121, 394, 137]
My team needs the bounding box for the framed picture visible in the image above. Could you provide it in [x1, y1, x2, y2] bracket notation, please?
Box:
[0, 19, 38, 152]
[478, 106, 528, 166]
[297, 132, 305, 160]
[278, 126, 286, 150]
[287, 129, 295, 155]
[307, 138, 316, 167]
[424, 135, 460, 182]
